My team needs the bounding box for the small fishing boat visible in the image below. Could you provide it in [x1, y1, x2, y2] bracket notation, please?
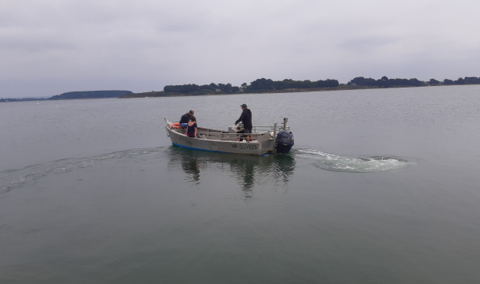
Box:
[165, 117, 294, 156]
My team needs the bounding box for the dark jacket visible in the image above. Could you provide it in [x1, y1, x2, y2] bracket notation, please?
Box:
[235, 109, 252, 130]
[180, 113, 191, 124]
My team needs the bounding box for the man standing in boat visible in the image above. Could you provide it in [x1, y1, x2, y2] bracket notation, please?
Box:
[180, 110, 194, 128]
[235, 104, 253, 141]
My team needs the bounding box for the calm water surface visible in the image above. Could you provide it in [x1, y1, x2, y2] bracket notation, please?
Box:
[1, 86, 480, 283]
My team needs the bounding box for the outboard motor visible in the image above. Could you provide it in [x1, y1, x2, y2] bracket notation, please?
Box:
[276, 130, 294, 154]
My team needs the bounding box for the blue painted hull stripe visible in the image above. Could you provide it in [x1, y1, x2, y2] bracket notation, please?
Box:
[172, 142, 270, 156]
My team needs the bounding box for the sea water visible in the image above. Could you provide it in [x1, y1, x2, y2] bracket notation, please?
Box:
[1, 85, 480, 283]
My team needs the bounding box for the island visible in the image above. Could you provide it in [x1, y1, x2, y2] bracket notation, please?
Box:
[2, 76, 480, 103]
[49, 90, 133, 100]
[119, 76, 480, 98]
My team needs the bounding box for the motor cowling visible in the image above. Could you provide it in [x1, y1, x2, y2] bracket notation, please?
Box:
[276, 131, 294, 154]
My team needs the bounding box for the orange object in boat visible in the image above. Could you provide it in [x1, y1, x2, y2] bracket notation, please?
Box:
[170, 123, 180, 129]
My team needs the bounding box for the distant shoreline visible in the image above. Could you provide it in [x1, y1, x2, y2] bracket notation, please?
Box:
[1, 90, 132, 103]
[1, 84, 476, 102]
[120, 76, 480, 98]
[119, 85, 366, 98]
[118, 84, 473, 99]
[2, 76, 479, 102]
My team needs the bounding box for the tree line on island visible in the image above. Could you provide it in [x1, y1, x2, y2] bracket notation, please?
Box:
[121, 75, 480, 98]
[162, 78, 340, 95]
[347, 76, 480, 87]
[2, 76, 480, 102]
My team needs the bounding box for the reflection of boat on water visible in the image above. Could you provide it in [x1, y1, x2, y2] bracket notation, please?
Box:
[181, 155, 200, 182]
[164, 117, 294, 156]
[167, 146, 296, 193]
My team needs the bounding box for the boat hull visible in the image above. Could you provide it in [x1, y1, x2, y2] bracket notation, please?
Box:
[166, 125, 275, 156]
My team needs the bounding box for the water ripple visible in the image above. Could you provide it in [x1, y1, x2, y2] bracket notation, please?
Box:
[0, 147, 165, 193]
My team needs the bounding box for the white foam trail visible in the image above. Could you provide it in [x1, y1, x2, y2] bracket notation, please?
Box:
[296, 149, 412, 173]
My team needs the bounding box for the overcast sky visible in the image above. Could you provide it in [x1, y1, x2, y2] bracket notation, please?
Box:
[1, 0, 480, 98]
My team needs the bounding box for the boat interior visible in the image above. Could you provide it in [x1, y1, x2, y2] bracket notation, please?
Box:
[169, 126, 275, 142]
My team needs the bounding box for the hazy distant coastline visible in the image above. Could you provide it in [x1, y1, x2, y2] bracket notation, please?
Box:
[2, 76, 479, 102]
[1, 90, 133, 103]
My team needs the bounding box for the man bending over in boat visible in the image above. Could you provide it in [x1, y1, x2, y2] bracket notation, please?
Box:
[235, 104, 252, 141]
[186, 116, 198, 138]
[180, 110, 194, 128]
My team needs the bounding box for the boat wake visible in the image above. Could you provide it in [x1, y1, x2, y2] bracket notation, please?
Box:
[295, 148, 412, 173]
[0, 146, 412, 194]
[0, 147, 164, 193]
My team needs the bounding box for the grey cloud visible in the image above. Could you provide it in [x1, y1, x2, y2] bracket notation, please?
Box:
[338, 37, 398, 53]
[1, 0, 480, 98]
[0, 33, 76, 52]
